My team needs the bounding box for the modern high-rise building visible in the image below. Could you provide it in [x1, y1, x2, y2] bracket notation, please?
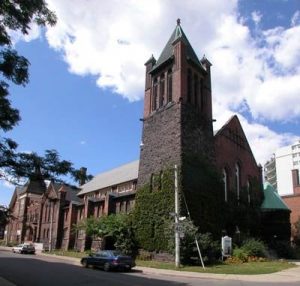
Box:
[264, 140, 300, 241]
[264, 140, 300, 195]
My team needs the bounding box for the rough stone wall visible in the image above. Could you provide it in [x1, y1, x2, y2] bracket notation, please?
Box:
[138, 102, 182, 188]
[181, 103, 214, 161]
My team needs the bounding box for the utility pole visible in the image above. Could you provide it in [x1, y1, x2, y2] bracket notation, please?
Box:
[174, 165, 180, 268]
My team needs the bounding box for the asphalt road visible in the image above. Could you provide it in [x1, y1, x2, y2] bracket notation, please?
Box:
[0, 250, 300, 286]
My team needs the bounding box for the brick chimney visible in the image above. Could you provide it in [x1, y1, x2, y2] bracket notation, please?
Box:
[292, 169, 300, 195]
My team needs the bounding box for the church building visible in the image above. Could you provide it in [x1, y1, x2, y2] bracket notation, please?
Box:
[6, 20, 291, 251]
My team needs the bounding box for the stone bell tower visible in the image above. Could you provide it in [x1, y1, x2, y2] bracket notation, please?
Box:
[138, 19, 215, 188]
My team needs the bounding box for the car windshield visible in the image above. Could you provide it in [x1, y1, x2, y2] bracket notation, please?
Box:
[110, 251, 123, 256]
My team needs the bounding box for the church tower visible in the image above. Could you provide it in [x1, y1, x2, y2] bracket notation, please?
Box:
[138, 19, 215, 188]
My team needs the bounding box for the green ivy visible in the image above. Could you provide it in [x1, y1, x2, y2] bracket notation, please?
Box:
[133, 154, 264, 253]
[132, 168, 175, 252]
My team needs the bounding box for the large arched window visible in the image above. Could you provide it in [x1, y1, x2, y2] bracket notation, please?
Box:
[150, 174, 154, 192]
[235, 163, 241, 201]
[200, 78, 204, 111]
[187, 69, 192, 103]
[194, 74, 199, 107]
[152, 78, 158, 111]
[222, 169, 228, 202]
[247, 180, 251, 204]
[159, 74, 165, 107]
[167, 69, 172, 102]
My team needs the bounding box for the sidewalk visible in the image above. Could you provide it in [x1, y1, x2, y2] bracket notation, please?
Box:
[35, 250, 300, 283]
[1, 246, 300, 283]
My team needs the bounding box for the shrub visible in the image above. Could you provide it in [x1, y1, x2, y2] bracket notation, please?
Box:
[180, 230, 221, 265]
[137, 250, 153, 261]
[270, 240, 296, 259]
[232, 247, 248, 262]
[241, 238, 267, 258]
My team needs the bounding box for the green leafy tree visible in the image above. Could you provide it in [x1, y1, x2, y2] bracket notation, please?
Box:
[76, 214, 137, 255]
[0, 205, 11, 226]
[0, 0, 56, 131]
[0, 2, 92, 186]
[0, 0, 56, 181]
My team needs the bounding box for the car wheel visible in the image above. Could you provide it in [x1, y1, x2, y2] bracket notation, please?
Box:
[82, 259, 89, 268]
[103, 263, 110, 272]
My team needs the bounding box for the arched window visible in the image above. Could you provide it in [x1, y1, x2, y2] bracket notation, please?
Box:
[167, 69, 172, 102]
[222, 169, 228, 202]
[159, 74, 165, 107]
[247, 180, 251, 204]
[187, 69, 192, 103]
[235, 163, 241, 201]
[200, 78, 204, 111]
[194, 74, 199, 107]
[159, 171, 163, 190]
[150, 174, 154, 192]
[152, 78, 158, 111]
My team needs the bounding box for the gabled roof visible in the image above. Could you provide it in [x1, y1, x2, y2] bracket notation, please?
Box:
[214, 115, 255, 159]
[261, 182, 290, 211]
[151, 20, 203, 72]
[77, 160, 139, 196]
[45, 181, 81, 203]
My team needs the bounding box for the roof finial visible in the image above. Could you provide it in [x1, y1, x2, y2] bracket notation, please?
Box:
[177, 18, 181, 25]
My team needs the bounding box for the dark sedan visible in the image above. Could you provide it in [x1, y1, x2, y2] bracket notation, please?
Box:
[80, 250, 135, 271]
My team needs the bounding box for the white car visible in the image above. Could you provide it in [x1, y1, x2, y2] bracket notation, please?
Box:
[12, 243, 35, 254]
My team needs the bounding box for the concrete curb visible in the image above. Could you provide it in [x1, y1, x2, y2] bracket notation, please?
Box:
[1, 246, 300, 282]
[0, 277, 16, 286]
[135, 265, 300, 282]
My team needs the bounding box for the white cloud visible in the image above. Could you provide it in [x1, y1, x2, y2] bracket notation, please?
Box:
[291, 10, 300, 26]
[9, 23, 41, 45]
[251, 11, 262, 25]
[19, 0, 298, 165]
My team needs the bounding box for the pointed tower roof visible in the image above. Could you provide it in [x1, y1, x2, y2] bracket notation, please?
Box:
[151, 19, 203, 72]
[261, 182, 290, 211]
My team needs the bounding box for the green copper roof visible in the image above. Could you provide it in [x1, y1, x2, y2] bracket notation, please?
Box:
[151, 19, 203, 72]
[261, 182, 290, 211]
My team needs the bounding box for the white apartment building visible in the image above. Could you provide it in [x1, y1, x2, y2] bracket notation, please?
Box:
[264, 140, 300, 195]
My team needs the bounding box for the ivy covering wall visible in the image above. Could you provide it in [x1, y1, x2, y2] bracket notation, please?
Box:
[133, 155, 264, 252]
[132, 167, 175, 252]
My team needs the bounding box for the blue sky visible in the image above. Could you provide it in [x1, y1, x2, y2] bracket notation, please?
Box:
[1, 0, 299, 205]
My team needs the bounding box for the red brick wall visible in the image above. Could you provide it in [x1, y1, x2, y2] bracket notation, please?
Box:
[215, 116, 261, 190]
[282, 194, 300, 238]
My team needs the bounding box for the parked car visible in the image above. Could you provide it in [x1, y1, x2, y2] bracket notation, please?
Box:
[80, 250, 135, 271]
[12, 243, 35, 254]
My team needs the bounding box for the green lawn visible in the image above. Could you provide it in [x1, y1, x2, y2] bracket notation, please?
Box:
[136, 260, 296, 275]
[46, 250, 296, 275]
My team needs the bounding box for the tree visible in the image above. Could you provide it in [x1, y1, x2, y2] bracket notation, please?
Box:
[76, 214, 137, 255]
[0, 0, 56, 130]
[0, 2, 92, 186]
[0, 1, 56, 180]
[0, 205, 10, 226]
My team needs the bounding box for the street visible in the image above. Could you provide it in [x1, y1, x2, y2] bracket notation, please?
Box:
[0, 250, 300, 286]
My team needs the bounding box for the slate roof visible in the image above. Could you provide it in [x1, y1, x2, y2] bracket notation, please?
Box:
[151, 21, 203, 72]
[261, 182, 290, 211]
[47, 182, 81, 203]
[77, 160, 139, 196]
